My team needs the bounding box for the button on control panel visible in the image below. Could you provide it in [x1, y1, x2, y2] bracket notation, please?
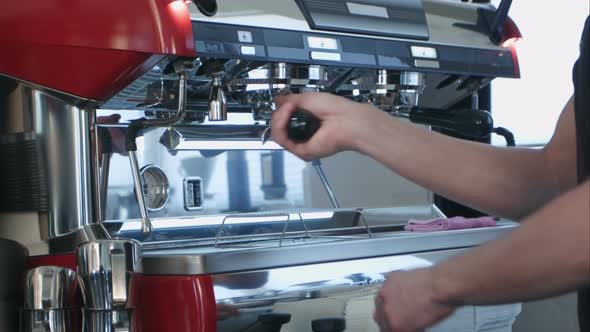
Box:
[411, 45, 438, 59]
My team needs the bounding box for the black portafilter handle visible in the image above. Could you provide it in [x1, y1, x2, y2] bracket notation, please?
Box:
[311, 318, 346, 332]
[408, 107, 494, 139]
[287, 108, 321, 142]
[242, 313, 291, 332]
[285, 107, 492, 141]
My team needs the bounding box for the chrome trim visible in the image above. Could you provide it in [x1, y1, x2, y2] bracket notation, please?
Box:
[22, 266, 78, 332]
[83, 310, 132, 332]
[213, 249, 458, 308]
[21, 310, 76, 332]
[141, 222, 517, 275]
[208, 76, 228, 121]
[23, 267, 78, 310]
[127, 72, 189, 235]
[159, 125, 283, 151]
[47, 223, 111, 254]
[0, 73, 100, 109]
[274, 63, 289, 80]
[110, 207, 444, 244]
[0, 84, 97, 238]
[76, 239, 142, 311]
[98, 150, 112, 222]
[129, 150, 153, 234]
[399, 71, 425, 107]
[76, 239, 140, 331]
[212, 248, 521, 331]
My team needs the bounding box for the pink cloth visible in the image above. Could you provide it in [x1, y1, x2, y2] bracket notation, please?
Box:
[404, 216, 497, 232]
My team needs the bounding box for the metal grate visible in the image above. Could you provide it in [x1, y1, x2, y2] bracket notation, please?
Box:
[213, 209, 372, 250]
[303, 0, 348, 14]
[0, 137, 48, 211]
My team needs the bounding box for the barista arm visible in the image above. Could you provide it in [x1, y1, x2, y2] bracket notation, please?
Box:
[432, 178, 589, 304]
[374, 180, 589, 331]
[356, 97, 578, 220]
[272, 93, 577, 220]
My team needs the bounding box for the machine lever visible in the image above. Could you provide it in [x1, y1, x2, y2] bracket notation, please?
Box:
[287, 109, 321, 142]
[407, 107, 494, 139]
[311, 317, 346, 332]
[483, 0, 514, 44]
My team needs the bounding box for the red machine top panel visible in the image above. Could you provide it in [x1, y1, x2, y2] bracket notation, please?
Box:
[0, 0, 196, 101]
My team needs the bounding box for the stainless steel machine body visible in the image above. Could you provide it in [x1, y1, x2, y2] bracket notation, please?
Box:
[77, 239, 142, 332]
[21, 266, 79, 332]
[0, 84, 97, 239]
[0, 0, 524, 330]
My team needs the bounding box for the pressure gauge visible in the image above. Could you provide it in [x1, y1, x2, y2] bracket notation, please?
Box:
[140, 165, 169, 212]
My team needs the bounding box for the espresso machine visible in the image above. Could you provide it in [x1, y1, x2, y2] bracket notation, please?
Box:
[0, 0, 523, 331]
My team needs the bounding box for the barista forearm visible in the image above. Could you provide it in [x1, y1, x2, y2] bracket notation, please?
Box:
[355, 111, 554, 219]
[431, 180, 590, 305]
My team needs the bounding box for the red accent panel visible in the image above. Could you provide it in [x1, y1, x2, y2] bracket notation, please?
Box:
[0, 0, 196, 100]
[502, 17, 521, 78]
[26, 253, 77, 271]
[502, 17, 523, 42]
[134, 275, 217, 332]
[509, 44, 520, 79]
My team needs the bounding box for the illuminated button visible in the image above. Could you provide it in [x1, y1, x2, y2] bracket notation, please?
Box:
[414, 59, 440, 69]
[310, 51, 341, 61]
[240, 46, 256, 56]
[411, 46, 438, 59]
[307, 36, 339, 50]
[238, 30, 253, 43]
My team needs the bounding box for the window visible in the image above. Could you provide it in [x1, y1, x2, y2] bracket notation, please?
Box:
[491, 0, 589, 146]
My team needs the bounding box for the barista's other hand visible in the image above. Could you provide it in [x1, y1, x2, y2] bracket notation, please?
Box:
[373, 269, 456, 332]
[271, 92, 384, 161]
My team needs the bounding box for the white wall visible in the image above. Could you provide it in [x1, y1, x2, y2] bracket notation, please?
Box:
[489, 3, 587, 331]
[491, 0, 589, 146]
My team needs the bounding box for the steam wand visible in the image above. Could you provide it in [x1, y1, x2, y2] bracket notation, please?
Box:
[125, 59, 193, 235]
[261, 107, 339, 208]
[312, 160, 341, 209]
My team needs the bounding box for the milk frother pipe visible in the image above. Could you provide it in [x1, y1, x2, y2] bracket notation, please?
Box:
[312, 159, 341, 209]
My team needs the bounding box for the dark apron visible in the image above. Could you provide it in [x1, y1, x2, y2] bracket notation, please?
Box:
[573, 16, 590, 332]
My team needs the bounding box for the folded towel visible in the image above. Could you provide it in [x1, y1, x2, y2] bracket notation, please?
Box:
[405, 216, 496, 232]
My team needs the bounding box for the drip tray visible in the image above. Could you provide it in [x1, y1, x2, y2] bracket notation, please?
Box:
[141, 220, 517, 276]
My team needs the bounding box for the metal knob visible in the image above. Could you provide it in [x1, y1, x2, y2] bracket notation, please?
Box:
[398, 71, 425, 107]
[208, 77, 227, 121]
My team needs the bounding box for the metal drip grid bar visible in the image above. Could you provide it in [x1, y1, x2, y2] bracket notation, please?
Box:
[213, 209, 373, 250]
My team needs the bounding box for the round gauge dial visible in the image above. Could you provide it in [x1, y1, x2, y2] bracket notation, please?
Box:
[140, 165, 169, 212]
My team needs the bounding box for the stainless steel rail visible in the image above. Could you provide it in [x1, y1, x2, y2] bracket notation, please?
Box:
[142, 222, 517, 275]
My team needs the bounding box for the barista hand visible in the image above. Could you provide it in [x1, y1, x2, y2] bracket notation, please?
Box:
[373, 269, 455, 332]
[271, 92, 387, 161]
